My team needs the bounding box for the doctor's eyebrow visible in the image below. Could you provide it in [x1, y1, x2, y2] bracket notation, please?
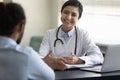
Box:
[63, 10, 77, 17]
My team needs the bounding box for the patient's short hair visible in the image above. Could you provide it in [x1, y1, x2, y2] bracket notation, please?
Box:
[0, 2, 26, 36]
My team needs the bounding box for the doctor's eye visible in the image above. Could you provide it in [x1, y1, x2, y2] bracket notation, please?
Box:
[71, 12, 77, 17]
[63, 10, 69, 15]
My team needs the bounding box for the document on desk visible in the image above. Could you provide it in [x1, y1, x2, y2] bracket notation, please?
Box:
[66, 64, 93, 69]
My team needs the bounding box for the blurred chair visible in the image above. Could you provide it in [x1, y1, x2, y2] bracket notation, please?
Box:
[0, 48, 28, 80]
[29, 36, 43, 52]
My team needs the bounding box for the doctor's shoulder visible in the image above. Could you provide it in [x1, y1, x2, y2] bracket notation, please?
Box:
[76, 26, 89, 35]
[46, 27, 58, 35]
[77, 26, 94, 42]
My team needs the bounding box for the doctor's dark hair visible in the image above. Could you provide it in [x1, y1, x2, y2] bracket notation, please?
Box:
[61, 0, 83, 19]
[0, 2, 26, 36]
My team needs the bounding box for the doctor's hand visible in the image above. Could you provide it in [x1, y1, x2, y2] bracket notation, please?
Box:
[63, 53, 85, 64]
[43, 50, 67, 70]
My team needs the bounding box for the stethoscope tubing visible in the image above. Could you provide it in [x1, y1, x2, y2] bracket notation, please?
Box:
[54, 25, 77, 54]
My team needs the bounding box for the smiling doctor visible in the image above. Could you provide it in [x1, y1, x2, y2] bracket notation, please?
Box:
[39, 0, 104, 70]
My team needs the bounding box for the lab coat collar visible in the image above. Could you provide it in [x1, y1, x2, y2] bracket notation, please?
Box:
[59, 27, 75, 38]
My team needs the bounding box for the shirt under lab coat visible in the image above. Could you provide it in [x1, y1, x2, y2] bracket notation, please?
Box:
[39, 26, 104, 66]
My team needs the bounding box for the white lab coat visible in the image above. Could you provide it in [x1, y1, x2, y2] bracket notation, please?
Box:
[39, 26, 104, 65]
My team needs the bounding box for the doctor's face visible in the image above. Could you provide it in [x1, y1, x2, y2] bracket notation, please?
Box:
[61, 6, 79, 32]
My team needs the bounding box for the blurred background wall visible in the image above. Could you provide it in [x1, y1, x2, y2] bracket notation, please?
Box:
[12, 0, 59, 46]
[1, 0, 120, 46]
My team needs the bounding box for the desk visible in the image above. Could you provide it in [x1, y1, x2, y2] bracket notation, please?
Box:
[55, 69, 120, 80]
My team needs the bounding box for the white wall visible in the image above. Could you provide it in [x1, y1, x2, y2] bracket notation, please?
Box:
[80, 0, 120, 44]
[12, 0, 59, 46]
[0, 0, 3, 2]
[80, 0, 120, 6]
[50, 0, 59, 29]
[12, 0, 120, 45]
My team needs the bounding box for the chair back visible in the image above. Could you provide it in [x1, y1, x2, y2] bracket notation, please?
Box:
[29, 36, 43, 52]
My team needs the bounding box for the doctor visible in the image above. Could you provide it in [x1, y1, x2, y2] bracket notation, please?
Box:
[39, 0, 104, 70]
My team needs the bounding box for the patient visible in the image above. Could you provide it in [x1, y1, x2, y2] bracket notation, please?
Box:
[0, 2, 55, 80]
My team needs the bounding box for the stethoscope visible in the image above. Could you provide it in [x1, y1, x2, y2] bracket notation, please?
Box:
[54, 25, 77, 54]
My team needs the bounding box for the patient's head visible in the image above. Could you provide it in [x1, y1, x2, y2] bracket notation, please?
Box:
[0, 2, 26, 44]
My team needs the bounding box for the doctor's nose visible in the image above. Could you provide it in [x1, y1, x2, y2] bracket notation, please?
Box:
[66, 14, 72, 20]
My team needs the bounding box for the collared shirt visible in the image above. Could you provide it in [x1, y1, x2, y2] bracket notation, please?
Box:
[60, 27, 74, 38]
[0, 36, 55, 80]
[60, 27, 74, 43]
[39, 26, 104, 66]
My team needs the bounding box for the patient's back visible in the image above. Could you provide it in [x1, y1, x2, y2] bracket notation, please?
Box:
[0, 48, 28, 80]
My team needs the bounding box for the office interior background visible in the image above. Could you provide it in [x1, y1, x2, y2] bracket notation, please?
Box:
[1, 0, 120, 46]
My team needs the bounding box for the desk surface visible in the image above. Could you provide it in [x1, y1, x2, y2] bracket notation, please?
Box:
[55, 69, 120, 80]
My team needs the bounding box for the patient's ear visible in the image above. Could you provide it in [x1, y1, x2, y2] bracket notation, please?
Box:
[16, 22, 25, 33]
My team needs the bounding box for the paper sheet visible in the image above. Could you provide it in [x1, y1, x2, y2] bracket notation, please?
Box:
[66, 64, 93, 69]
